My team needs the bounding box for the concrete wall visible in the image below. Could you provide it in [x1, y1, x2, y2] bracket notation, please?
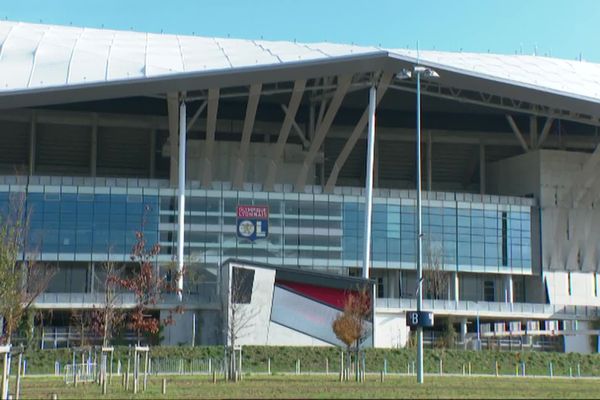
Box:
[223, 264, 276, 347]
[374, 312, 409, 348]
[564, 320, 594, 354]
[544, 271, 600, 306]
[266, 322, 331, 346]
[488, 149, 600, 310]
[487, 150, 540, 199]
[161, 311, 195, 346]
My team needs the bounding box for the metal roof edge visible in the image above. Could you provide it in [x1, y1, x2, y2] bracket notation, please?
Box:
[386, 51, 600, 106]
[221, 258, 374, 286]
[0, 50, 390, 109]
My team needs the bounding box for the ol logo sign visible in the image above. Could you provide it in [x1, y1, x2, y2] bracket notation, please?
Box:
[236, 205, 269, 241]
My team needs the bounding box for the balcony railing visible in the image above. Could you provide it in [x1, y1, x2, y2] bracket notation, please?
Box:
[35, 290, 219, 308]
[375, 298, 600, 320]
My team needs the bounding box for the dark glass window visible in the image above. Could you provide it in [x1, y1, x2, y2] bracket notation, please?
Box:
[232, 267, 255, 304]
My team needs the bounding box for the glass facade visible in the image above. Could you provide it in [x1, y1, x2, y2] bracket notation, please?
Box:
[0, 186, 532, 274]
[0, 188, 159, 261]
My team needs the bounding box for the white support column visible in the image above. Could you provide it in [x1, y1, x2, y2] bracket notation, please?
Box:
[29, 111, 36, 176]
[201, 88, 220, 188]
[504, 275, 513, 304]
[454, 271, 459, 303]
[177, 98, 186, 300]
[362, 85, 376, 279]
[91, 114, 98, 177]
[233, 83, 262, 189]
[324, 71, 393, 193]
[264, 80, 306, 191]
[295, 74, 352, 192]
[479, 142, 486, 195]
[460, 318, 468, 348]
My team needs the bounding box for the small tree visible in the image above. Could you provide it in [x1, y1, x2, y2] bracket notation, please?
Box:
[225, 266, 257, 381]
[0, 191, 55, 346]
[114, 231, 183, 345]
[424, 242, 449, 300]
[70, 310, 93, 347]
[332, 286, 371, 382]
[90, 260, 125, 347]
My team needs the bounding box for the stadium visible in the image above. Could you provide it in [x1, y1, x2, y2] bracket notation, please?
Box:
[0, 20, 599, 352]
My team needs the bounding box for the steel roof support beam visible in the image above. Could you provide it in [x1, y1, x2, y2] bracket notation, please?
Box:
[505, 115, 529, 152]
[295, 74, 352, 192]
[280, 104, 309, 148]
[232, 83, 262, 189]
[389, 83, 600, 128]
[537, 117, 555, 149]
[264, 79, 306, 191]
[187, 100, 208, 131]
[324, 71, 393, 193]
[201, 88, 220, 188]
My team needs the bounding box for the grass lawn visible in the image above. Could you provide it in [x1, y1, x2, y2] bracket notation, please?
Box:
[12, 374, 600, 399]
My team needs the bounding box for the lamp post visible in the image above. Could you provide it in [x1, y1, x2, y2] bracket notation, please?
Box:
[414, 65, 438, 384]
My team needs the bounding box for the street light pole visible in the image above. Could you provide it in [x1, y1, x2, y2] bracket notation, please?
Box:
[415, 69, 424, 384]
[413, 65, 439, 385]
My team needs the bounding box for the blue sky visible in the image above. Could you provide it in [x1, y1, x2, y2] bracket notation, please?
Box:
[3, 0, 600, 62]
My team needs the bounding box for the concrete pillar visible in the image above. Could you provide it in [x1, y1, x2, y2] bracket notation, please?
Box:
[504, 275, 514, 304]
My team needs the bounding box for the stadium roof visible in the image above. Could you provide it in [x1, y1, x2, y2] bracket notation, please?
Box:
[0, 20, 599, 122]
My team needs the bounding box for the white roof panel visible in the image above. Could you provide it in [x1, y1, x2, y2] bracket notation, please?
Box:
[107, 31, 146, 80]
[0, 23, 46, 89]
[0, 20, 600, 109]
[68, 29, 114, 84]
[178, 36, 230, 71]
[146, 33, 184, 76]
[390, 49, 600, 102]
[28, 26, 80, 88]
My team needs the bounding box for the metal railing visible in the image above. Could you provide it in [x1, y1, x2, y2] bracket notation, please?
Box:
[35, 290, 219, 308]
[376, 298, 600, 320]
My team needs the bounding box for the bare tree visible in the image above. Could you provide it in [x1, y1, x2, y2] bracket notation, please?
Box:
[70, 310, 93, 347]
[332, 286, 371, 382]
[0, 191, 55, 346]
[90, 260, 125, 347]
[225, 266, 257, 381]
[424, 242, 449, 300]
